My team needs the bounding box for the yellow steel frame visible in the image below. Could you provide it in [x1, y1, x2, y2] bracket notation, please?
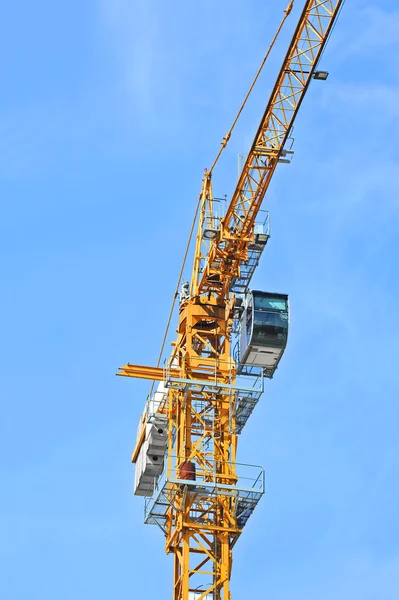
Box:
[165, 298, 237, 600]
[120, 2, 343, 599]
[193, 0, 343, 300]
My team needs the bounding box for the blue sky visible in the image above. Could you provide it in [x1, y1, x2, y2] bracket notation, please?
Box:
[1, 1, 398, 598]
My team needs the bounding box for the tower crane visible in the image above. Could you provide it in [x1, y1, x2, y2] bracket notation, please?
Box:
[118, 2, 343, 599]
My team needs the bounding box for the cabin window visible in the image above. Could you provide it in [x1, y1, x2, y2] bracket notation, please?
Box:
[252, 309, 288, 347]
[254, 295, 287, 312]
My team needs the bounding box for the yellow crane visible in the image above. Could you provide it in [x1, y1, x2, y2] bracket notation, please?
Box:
[118, 1, 344, 599]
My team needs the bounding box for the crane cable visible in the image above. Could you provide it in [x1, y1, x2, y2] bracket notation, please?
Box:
[208, 0, 294, 175]
[153, 0, 295, 380]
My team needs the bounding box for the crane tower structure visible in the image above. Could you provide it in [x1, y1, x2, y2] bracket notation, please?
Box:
[118, 2, 343, 599]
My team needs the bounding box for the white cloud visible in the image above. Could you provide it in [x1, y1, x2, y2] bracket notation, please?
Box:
[344, 4, 399, 57]
[100, 0, 160, 115]
[328, 2, 399, 65]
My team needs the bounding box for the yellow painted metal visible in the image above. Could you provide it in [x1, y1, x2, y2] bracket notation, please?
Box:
[131, 421, 146, 464]
[193, 0, 344, 301]
[190, 173, 213, 299]
[120, 1, 343, 599]
[164, 298, 238, 600]
[117, 363, 174, 381]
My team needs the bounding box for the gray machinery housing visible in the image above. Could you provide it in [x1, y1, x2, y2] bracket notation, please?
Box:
[239, 290, 289, 377]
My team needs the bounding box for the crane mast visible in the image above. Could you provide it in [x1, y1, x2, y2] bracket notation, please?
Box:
[118, 2, 343, 599]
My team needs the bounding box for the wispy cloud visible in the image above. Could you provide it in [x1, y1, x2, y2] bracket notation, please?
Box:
[343, 4, 399, 57]
[333, 81, 399, 119]
[100, 0, 161, 119]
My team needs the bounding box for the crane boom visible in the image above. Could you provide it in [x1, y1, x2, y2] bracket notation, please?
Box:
[194, 0, 343, 300]
[119, 2, 344, 600]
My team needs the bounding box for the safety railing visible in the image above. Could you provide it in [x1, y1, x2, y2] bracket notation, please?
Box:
[143, 457, 265, 530]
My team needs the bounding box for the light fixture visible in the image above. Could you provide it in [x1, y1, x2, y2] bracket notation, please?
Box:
[255, 233, 269, 244]
[313, 70, 329, 81]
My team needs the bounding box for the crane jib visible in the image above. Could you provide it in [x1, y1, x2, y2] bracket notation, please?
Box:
[197, 0, 343, 299]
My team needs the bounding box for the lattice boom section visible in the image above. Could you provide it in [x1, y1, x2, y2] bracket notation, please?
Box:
[198, 0, 343, 298]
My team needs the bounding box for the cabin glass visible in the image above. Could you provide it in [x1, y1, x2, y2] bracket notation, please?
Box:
[251, 292, 288, 349]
